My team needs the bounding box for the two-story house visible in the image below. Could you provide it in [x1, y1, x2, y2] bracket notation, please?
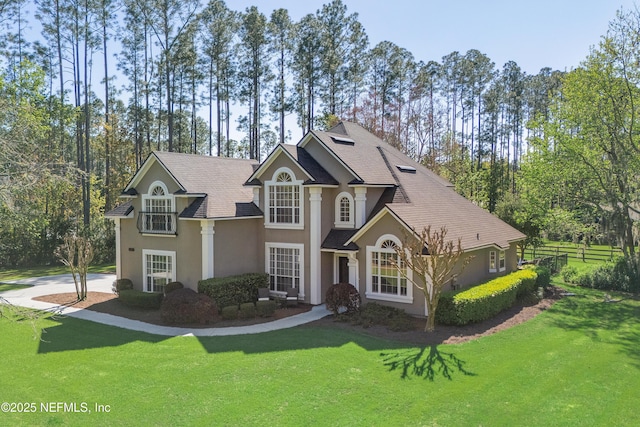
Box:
[106, 121, 525, 316]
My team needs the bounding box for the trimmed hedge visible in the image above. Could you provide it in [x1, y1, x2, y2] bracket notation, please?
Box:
[256, 300, 277, 318]
[436, 269, 538, 326]
[112, 278, 133, 295]
[239, 302, 256, 320]
[347, 302, 415, 332]
[220, 305, 238, 320]
[160, 288, 216, 324]
[198, 273, 269, 310]
[118, 289, 164, 309]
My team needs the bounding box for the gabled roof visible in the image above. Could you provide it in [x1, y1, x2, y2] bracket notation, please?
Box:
[326, 122, 525, 251]
[245, 143, 339, 186]
[125, 152, 261, 219]
[281, 145, 339, 185]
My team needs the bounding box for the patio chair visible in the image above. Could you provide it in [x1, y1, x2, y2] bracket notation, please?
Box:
[285, 287, 299, 307]
[257, 287, 270, 302]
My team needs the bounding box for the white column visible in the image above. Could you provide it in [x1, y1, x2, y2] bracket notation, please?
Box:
[354, 186, 367, 228]
[309, 187, 322, 305]
[348, 252, 359, 292]
[201, 220, 215, 280]
[113, 218, 121, 279]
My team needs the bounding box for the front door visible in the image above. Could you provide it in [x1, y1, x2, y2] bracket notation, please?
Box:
[338, 256, 349, 284]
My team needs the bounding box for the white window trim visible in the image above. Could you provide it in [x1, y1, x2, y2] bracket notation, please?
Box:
[499, 250, 506, 272]
[489, 250, 497, 273]
[140, 180, 176, 235]
[365, 234, 413, 304]
[265, 242, 305, 298]
[264, 167, 304, 230]
[334, 191, 355, 228]
[489, 250, 506, 273]
[142, 249, 176, 293]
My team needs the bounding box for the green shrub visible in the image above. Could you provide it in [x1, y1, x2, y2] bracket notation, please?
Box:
[561, 265, 578, 283]
[160, 288, 216, 324]
[575, 270, 593, 287]
[164, 281, 184, 295]
[350, 302, 415, 331]
[256, 300, 277, 318]
[118, 289, 163, 309]
[239, 302, 256, 320]
[325, 283, 361, 315]
[523, 265, 551, 289]
[436, 269, 538, 326]
[198, 273, 268, 310]
[220, 305, 238, 320]
[569, 257, 635, 292]
[112, 278, 133, 295]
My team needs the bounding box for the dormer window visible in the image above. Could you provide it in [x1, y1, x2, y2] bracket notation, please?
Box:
[265, 167, 303, 229]
[334, 191, 354, 228]
[139, 181, 176, 234]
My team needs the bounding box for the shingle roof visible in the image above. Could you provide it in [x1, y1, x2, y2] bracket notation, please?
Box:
[105, 201, 134, 218]
[321, 229, 359, 251]
[324, 122, 525, 251]
[152, 152, 260, 219]
[281, 145, 339, 185]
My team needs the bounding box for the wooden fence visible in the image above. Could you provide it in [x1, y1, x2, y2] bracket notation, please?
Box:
[524, 245, 623, 264]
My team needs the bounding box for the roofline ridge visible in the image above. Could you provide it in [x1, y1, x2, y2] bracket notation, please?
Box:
[376, 146, 410, 203]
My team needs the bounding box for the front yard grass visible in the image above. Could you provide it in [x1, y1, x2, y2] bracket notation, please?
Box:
[0, 264, 115, 283]
[1, 278, 639, 426]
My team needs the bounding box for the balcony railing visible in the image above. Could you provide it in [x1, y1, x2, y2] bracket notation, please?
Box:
[137, 212, 177, 235]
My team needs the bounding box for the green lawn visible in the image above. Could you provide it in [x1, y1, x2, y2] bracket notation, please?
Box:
[1, 281, 639, 426]
[0, 283, 30, 292]
[0, 264, 115, 282]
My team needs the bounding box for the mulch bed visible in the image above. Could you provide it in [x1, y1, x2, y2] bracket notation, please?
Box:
[32, 292, 312, 329]
[33, 287, 565, 345]
[304, 286, 566, 346]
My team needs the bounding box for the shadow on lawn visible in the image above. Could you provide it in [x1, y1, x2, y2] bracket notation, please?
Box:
[36, 317, 475, 381]
[36, 315, 413, 356]
[381, 346, 476, 381]
[548, 290, 640, 369]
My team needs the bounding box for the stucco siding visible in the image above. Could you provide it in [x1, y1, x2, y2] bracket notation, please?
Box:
[135, 162, 181, 196]
[214, 218, 263, 277]
[351, 211, 521, 316]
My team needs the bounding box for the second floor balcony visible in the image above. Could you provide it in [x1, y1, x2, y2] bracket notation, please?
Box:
[137, 212, 177, 235]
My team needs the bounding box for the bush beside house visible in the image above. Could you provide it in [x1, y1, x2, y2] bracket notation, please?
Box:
[112, 278, 133, 295]
[160, 288, 216, 324]
[118, 289, 164, 309]
[198, 273, 269, 310]
[437, 269, 538, 326]
[325, 283, 361, 315]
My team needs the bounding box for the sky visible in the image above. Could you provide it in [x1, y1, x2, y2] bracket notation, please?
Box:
[231, 0, 638, 74]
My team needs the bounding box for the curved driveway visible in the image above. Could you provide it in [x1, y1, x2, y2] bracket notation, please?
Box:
[0, 274, 331, 337]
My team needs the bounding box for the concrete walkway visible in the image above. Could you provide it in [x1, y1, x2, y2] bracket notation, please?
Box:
[0, 274, 331, 337]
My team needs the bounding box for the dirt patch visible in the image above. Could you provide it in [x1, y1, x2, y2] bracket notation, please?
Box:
[33, 292, 312, 329]
[33, 287, 564, 343]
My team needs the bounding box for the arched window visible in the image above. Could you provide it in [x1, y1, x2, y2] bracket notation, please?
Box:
[365, 234, 412, 303]
[266, 168, 303, 228]
[334, 192, 354, 228]
[140, 181, 175, 234]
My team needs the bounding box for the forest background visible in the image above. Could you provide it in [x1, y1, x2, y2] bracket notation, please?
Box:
[0, 0, 639, 272]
